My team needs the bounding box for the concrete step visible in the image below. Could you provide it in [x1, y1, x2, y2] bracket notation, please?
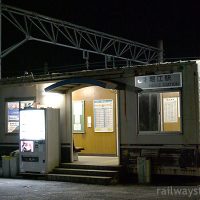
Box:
[48, 163, 122, 185]
[60, 163, 121, 171]
[47, 173, 118, 185]
[52, 167, 119, 177]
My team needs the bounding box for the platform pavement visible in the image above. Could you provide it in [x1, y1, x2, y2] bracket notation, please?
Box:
[1, 178, 200, 199]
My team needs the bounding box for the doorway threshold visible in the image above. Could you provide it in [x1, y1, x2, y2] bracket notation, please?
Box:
[73, 155, 119, 166]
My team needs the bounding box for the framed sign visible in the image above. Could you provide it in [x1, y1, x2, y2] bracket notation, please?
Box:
[94, 99, 113, 132]
[7, 101, 20, 133]
[135, 72, 182, 89]
[72, 100, 85, 133]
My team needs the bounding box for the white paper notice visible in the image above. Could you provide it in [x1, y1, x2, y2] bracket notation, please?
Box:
[74, 124, 81, 131]
[75, 115, 80, 124]
[94, 99, 113, 132]
[87, 116, 92, 128]
[73, 101, 82, 115]
[163, 97, 178, 123]
[177, 97, 180, 117]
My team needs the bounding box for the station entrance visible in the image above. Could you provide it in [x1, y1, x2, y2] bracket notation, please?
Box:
[44, 78, 121, 166]
[72, 86, 119, 165]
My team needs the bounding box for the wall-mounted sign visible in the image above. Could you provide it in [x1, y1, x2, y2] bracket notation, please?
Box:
[72, 100, 85, 133]
[94, 99, 113, 132]
[163, 97, 178, 123]
[7, 101, 19, 133]
[135, 72, 182, 89]
[87, 116, 92, 128]
[8, 102, 19, 121]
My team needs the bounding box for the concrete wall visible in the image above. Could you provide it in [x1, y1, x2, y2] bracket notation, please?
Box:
[0, 82, 68, 160]
[0, 83, 36, 143]
[117, 77, 138, 145]
[118, 62, 199, 146]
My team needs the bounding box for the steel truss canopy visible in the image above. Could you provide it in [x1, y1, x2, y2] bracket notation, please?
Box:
[0, 3, 161, 70]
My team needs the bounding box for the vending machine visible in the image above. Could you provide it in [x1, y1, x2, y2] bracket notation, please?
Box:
[19, 108, 60, 174]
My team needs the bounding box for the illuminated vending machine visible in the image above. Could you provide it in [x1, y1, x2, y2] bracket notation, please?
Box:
[19, 108, 60, 174]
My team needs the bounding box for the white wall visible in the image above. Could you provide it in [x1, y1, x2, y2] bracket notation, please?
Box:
[36, 83, 67, 143]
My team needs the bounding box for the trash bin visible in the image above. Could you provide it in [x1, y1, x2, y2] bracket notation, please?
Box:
[1, 156, 10, 178]
[10, 150, 19, 178]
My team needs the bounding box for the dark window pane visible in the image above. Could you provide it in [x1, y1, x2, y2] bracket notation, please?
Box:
[139, 93, 158, 131]
[150, 94, 158, 131]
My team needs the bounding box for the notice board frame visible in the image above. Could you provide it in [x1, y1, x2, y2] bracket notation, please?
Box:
[72, 100, 85, 133]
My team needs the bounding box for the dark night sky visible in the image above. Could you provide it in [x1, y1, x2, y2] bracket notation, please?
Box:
[2, 0, 200, 76]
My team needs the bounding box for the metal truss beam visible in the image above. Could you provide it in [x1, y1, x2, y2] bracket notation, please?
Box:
[0, 3, 161, 76]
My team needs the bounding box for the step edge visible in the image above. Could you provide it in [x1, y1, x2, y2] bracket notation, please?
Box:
[53, 168, 119, 173]
[48, 174, 114, 179]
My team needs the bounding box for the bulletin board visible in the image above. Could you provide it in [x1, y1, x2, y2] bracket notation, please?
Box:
[163, 97, 178, 123]
[72, 100, 85, 133]
[94, 99, 113, 132]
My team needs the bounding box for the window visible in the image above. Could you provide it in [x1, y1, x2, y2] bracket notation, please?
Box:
[6, 100, 34, 133]
[138, 91, 181, 133]
[139, 93, 158, 131]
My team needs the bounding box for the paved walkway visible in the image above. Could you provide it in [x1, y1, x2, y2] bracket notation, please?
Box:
[0, 178, 200, 199]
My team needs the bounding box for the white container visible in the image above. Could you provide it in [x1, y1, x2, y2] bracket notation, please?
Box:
[10, 156, 19, 177]
[2, 156, 10, 177]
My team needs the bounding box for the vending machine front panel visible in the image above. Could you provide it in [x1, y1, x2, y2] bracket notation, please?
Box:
[20, 140, 46, 173]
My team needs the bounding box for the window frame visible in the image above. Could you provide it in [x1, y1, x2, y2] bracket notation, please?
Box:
[5, 97, 35, 134]
[137, 88, 182, 135]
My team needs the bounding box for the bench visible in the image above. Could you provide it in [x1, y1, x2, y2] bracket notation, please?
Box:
[73, 142, 84, 161]
[73, 146, 85, 153]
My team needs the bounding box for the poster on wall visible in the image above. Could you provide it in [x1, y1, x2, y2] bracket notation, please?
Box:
[163, 97, 178, 123]
[8, 102, 19, 121]
[94, 99, 113, 132]
[8, 121, 19, 133]
[72, 100, 84, 133]
[7, 101, 20, 133]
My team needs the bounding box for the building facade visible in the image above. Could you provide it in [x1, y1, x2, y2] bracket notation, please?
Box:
[0, 60, 200, 176]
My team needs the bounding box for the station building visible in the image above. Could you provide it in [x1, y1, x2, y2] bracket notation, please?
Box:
[0, 60, 200, 177]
